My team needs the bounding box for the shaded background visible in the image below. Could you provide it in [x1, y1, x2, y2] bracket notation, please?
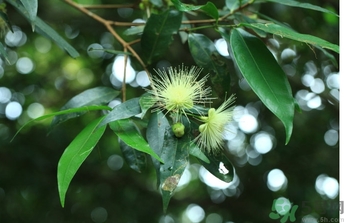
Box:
[0, 0, 339, 222]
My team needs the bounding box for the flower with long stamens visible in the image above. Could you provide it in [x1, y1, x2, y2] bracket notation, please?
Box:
[146, 65, 212, 118]
[196, 95, 236, 154]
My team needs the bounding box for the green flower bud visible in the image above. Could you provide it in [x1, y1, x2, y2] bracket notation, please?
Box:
[172, 122, 185, 138]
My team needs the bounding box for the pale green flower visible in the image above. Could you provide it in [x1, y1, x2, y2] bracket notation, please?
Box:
[147, 65, 212, 118]
[196, 95, 236, 154]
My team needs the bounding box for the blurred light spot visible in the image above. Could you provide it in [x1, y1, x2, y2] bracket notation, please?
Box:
[91, 207, 108, 223]
[16, 57, 34, 74]
[252, 132, 274, 154]
[0, 87, 11, 103]
[65, 25, 79, 39]
[315, 174, 338, 199]
[330, 89, 339, 101]
[268, 38, 280, 50]
[107, 154, 123, 171]
[87, 43, 104, 59]
[63, 60, 82, 80]
[326, 73, 339, 89]
[274, 197, 291, 215]
[117, 8, 133, 18]
[27, 103, 44, 119]
[304, 61, 317, 76]
[307, 95, 321, 109]
[310, 78, 325, 94]
[223, 122, 237, 140]
[209, 190, 226, 203]
[129, 79, 139, 87]
[324, 129, 338, 146]
[281, 48, 296, 63]
[238, 78, 251, 91]
[77, 68, 94, 85]
[282, 64, 296, 77]
[5, 26, 27, 47]
[7, 50, 18, 65]
[5, 101, 22, 120]
[100, 32, 115, 45]
[185, 204, 205, 223]
[199, 166, 231, 190]
[301, 74, 314, 87]
[302, 215, 318, 223]
[159, 214, 175, 223]
[178, 168, 191, 188]
[34, 36, 52, 53]
[111, 55, 136, 83]
[206, 213, 222, 223]
[267, 168, 287, 191]
[214, 38, 229, 56]
[136, 71, 150, 87]
[108, 99, 121, 109]
[238, 114, 258, 133]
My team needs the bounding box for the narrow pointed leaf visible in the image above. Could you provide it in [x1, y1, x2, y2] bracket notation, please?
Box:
[146, 112, 170, 187]
[141, 9, 182, 64]
[58, 116, 107, 207]
[110, 118, 163, 163]
[255, 0, 338, 17]
[19, 0, 37, 30]
[225, 0, 251, 12]
[159, 125, 189, 213]
[225, 28, 294, 144]
[120, 140, 147, 173]
[11, 105, 111, 142]
[6, 0, 79, 58]
[189, 143, 210, 164]
[51, 87, 120, 128]
[241, 23, 339, 53]
[99, 97, 141, 128]
[199, 154, 234, 183]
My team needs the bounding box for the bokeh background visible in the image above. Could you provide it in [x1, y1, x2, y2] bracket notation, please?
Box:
[0, 0, 339, 222]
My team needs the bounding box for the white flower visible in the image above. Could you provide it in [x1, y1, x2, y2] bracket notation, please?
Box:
[146, 65, 212, 118]
[196, 95, 236, 153]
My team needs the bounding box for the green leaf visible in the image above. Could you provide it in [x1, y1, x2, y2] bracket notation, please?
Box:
[188, 143, 210, 164]
[139, 93, 155, 118]
[255, 0, 338, 17]
[0, 41, 9, 64]
[188, 33, 230, 97]
[225, 0, 251, 12]
[241, 23, 339, 54]
[226, 28, 294, 144]
[199, 154, 234, 183]
[19, 0, 38, 30]
[110, 118, 163, 163]
[159, 124, 189, 213]
[171, 0, 218, 21]
[11, 105, 111, 142]
[120, 139, 147, 173]
[146, 112, 170, 187]
[57, 116, 107, 207]
[234, 14, 266, 37]
[6, 0, 79, 58]
[51, 87, 120, 128]
[141, 9, 182, 64]
[98, 97, 142, 128]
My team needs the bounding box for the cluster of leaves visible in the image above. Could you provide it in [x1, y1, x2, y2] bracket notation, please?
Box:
[9, 0, 338, 212]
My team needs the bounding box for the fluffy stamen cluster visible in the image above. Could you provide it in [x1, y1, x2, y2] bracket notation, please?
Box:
[147, 65, 212, 118]
[196, 94, 236, 154]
